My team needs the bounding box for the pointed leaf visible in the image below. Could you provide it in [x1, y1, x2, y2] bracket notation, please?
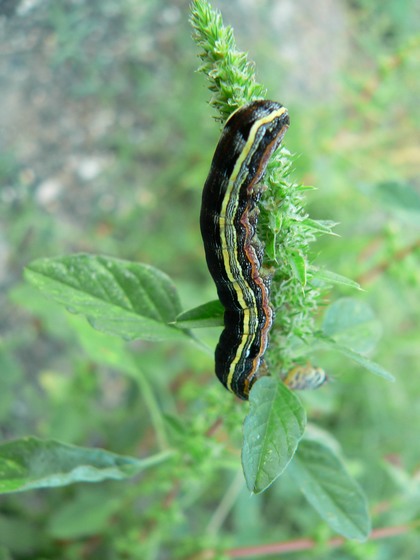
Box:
[0, 437, 172, 494]
[303, 218, 339, 236]
[290, 252, 307, 286]
[25, 254, 188, 341]
[316, 336, 395, 382]
[311, 268, 362, 291]
[175, 300, 224, 328]
[242, 377, 306, 494]
[332, 342, 395, 382]
[289, 439, 371, 541]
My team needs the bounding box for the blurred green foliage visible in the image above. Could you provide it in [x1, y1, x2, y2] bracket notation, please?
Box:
[1, 0, 419, 558]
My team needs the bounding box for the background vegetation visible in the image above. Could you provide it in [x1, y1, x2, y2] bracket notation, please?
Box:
[1, 0, 419, 558]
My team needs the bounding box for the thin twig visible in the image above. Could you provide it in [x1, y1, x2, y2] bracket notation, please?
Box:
[357, 239, 420, 285]
[228, 522, 418, 558]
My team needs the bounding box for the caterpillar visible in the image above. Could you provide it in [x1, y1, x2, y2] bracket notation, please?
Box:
[200, 100, 290, 400]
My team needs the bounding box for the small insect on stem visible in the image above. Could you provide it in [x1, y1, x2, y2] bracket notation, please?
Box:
[283, 362, 328, 391]
[200, 100, 289, 400]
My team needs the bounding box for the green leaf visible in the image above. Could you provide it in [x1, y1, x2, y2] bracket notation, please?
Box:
[311, 268, 362, 291]
[175, 300, 224, 328]
[330, 342, 395, 382]
[289, 439, 371, 541]
[290, 251, 307, 286]
[242, 377, 306, 494]
[295, 184, 318, 192]
[0, 437, 173, 494]
[322, 298, 382, 354]
[315, 336, 395, 381]
[302, 218, 339, 236]
[25, 254, 188, 342]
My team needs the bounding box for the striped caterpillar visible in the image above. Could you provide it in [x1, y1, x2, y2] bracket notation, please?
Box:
[200, 100, 289, 399]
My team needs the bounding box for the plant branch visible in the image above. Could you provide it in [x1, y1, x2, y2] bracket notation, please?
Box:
[357, 238, 420, 285]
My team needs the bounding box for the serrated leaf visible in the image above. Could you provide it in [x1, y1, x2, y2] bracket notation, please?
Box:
[322, 298, 382, 354]
[311, 268, 362, 291]
[289, 439, 371, 541]
[25, 254, 189, 342]
[0, 437, 173, 494]
[175, 300, 224, 328]
[242, 378, 306, 494]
